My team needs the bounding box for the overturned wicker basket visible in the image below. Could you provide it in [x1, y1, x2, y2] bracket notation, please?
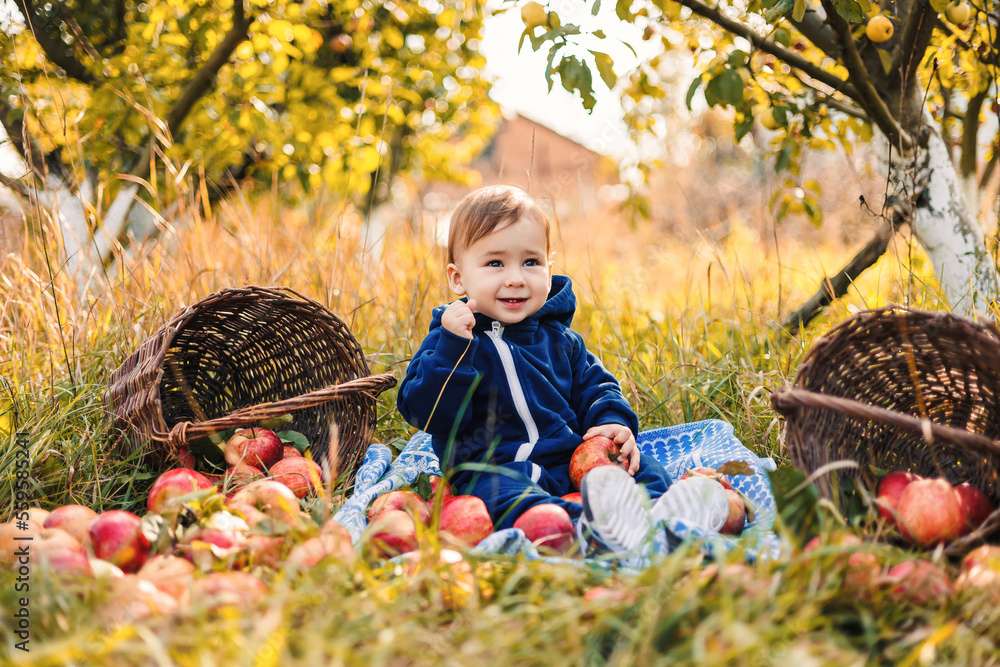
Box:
[771, 306, 1000, 547]
[106, 286, 396, 479]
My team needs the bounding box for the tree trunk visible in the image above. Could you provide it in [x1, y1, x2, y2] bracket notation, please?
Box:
[897, 123, 999, 318]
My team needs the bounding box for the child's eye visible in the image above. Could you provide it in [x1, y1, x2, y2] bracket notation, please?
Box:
[487, 259, 502, 267]
[524, 258, 541, 267]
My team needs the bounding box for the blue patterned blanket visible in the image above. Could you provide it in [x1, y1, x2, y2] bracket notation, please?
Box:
[332, 419, 784, 568]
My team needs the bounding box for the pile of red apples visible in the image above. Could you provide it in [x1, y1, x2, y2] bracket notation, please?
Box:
[875, 471, 995, 547]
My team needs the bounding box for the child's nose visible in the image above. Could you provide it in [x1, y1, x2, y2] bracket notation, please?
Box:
[505, 270, 525, 287]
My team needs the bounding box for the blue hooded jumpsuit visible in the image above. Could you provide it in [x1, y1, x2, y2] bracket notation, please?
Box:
[397, 275, 673, 529]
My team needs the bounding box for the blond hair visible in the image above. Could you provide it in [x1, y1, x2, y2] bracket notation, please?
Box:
[447, 185, 550, 264]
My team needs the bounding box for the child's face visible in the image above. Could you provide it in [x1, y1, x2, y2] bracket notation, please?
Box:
[447, 216, 552, 326]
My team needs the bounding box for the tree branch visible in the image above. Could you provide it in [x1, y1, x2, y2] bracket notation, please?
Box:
[788, 9, 842, 60]
[819, 0, 911, 150]
[783, 218, 895, 334]
[895, 0, 937, 110]
[0, 91, 56, 184]
[674, 0, 860, 102]
[12, 0, 96, 84]
[130, 0, 254, 183]
[960, 89, 987, 180]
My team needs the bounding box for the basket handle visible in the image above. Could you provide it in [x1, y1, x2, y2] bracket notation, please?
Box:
[160, 373, 397, 450]
[772, 386, 1000, 458]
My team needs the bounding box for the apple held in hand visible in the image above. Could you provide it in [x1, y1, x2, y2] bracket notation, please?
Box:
[147, 468, 215, 514]
[225, 428, 283, 470]
[439, 495, 494, 548]
[513, 504, 576, 555]
[896, 478, 963, 547]
[569, 436, 626, 490]
[88, 510, 151, 573]
[561, 492, 583, 504]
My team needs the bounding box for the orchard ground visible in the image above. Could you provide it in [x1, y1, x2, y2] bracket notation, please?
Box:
[3, 181, 999, 664]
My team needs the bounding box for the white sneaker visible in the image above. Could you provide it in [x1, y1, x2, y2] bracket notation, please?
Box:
[649, 476, 730, 531]
[578, 466, 652, 554]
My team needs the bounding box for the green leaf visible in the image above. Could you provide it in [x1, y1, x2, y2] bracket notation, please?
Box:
[763, 0, 794, 22]
[773, 27, 792, 48]
[258, 413, 293, 430]
[593, 30, 606, 38]
[717, 69, 746, 107]
[518, 27, 531, 53]
[831, 0, 865, 22]
[414, 472, 433, 501]
[728, 49, 747, 68]
[276, 429, 311, 452]
[775, 141, 794, 172]
[685, 74, 704, 110]
[592, 0, 602, 15]
[589, 50, 616, 89]
[792, 0, 806, 21]
[767, 465, 821, 545]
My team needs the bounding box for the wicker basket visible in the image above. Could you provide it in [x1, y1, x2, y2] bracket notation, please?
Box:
[771, 305, 1000, 546]
[105, 286, 396, 479]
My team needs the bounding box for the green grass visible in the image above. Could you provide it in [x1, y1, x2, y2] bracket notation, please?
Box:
[1, 188, 996, 665]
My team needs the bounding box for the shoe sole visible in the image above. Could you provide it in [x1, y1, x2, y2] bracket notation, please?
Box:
[650, 476, 730, 531]
[580, 466, 650, 553]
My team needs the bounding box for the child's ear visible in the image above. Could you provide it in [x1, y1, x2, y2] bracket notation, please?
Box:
[446, 263, 466, 296]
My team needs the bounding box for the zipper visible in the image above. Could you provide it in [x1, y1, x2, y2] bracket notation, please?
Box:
[486, 320, 538, 461]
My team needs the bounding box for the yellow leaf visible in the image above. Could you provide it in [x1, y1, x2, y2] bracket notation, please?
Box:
[267, 20, 293, 40]
[353, 145, 381, 173]
[382, 26, 404, 50]
[160, 33, 189, 47]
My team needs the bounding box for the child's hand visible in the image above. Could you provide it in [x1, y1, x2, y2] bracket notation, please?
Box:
[442, 299, 478, 339]
[583, 424, 640, 475]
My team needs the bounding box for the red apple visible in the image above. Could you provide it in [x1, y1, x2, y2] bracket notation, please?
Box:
[953, 482, 994, 534]
[399, 548, 475, 610]
[719, 489, 747, 535]
[680, 467, 734, 491]
[429, 475, 453, 499]
[569, 436, 625, 490]
[283, 446, 303, 458]
[0, 520, 43, 567]
[230, 480, 302, 524]
[225, 427, 283, 470]
[875, 470, 921, 521]
[33, 528, 92, 578]
[222, 463, 265, 494]
[88, 510, 150, 573]
[270, 457, 324, 498]
[100, 576, 179, 628]
[240, 535, 286, 569]
[43, 504, 98, 544]
[26, 508, 50, 525]
[147, 468, 215, 514]
[286, 532, 357, 567]
[89, 558, 125, 579]
[896, 478, 963, 546]
[439, 495, 494, 548]
[190, 571, 268, 609]
[513, 504, 576, 554]
[963, 544, 1000, 571]
[176, 448, 196, 468]
[562, 492, 583, 504]
[367, 490, 431, 523]
[844, 550, 881, 589]
[365, 509, 419, 559]
[138, 554, 195, 603]
[885, 559, 953, 605]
